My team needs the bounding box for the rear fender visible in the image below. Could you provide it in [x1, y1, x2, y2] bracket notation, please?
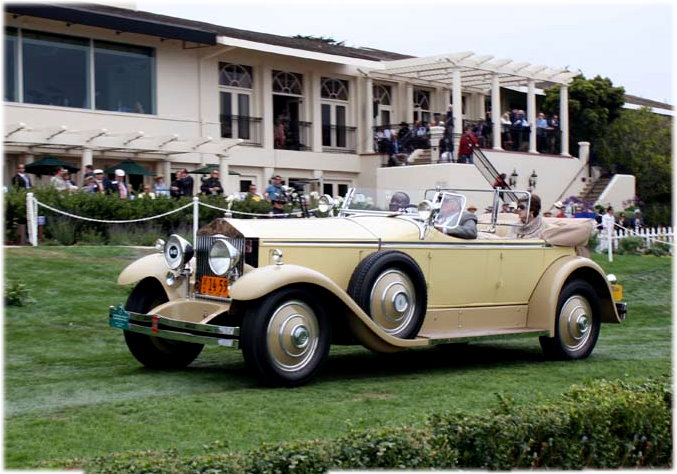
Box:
[528, 256, 621, 336]
[230, 264, 426, 351]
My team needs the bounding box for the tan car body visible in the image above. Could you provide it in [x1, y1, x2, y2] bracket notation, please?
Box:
[117, 215, 622, 353]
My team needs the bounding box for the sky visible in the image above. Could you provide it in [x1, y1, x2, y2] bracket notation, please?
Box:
[136, 0, 674, 104]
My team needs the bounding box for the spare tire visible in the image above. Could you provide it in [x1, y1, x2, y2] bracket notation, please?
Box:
[347, 250, 427, 339]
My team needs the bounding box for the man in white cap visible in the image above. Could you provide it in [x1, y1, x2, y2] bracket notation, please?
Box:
[553, 201, 566, 218]
[92, 169, 110, 195]
[109, 169, 130, 199]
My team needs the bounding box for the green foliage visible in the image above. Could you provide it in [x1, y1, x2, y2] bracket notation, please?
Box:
[597, 107, 672, 209]
[645, 241, 671, 257]
[616, 236, 645, 255]
[43, 378, 671, 471]
[4, 280, 36, 307]
[542, 75, 625, 156]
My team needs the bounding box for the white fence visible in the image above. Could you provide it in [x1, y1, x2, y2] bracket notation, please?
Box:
[598, 224, 673, 261]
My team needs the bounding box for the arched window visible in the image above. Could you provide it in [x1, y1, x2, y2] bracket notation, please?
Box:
[373, 84, 391, 105]
[219, 63, 253, 89]
[321, 77, 349, 101]
[272, 70, 303, 95]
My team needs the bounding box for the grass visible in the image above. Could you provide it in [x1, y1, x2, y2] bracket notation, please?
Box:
[3, 247, 672, 469]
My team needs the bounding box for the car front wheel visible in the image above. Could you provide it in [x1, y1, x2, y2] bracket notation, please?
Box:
[240, 287, 331, 387]
[539, 279, 601, 360]
[123, 278, 204, 369]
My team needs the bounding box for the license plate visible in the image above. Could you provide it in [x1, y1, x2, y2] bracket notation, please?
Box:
[199, 275, 229, 298]
[109, 306, 130, 330]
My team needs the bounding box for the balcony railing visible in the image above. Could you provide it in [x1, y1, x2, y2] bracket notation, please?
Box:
[322, 125, 357, 153]
[220, 115, 262, 146]
[274, 121, 311, 151]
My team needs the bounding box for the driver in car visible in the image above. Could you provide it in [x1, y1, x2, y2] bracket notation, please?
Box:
[434, 195, 478, 239]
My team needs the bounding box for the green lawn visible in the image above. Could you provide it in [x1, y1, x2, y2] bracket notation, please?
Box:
[4, 247, 671, 469]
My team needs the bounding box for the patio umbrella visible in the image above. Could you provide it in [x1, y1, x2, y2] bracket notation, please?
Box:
[24, 156, 80, 175]
[104, 159, 155, 176]
[188, 165, 240, 175]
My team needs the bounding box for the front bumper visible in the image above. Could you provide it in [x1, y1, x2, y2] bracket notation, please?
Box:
[109, 305, 241, 348]
[615, 302, 628, 321]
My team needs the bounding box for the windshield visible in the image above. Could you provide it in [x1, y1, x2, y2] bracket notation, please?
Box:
[336, 187, 534, 231]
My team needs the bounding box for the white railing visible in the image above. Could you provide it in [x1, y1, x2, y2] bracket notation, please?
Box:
[598, 223, 673, 261]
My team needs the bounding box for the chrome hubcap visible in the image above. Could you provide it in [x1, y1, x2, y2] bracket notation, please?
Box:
[266, 300, 319, 372]
[369, 269, 416, 335]
[559, 295, 593, 351]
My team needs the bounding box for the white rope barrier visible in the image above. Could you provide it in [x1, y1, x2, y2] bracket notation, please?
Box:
[35, 200, 194, 224]
[197, 200, 320, 218]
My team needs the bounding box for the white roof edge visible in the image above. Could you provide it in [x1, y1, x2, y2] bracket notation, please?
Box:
[216, 36, 385, 69]
[623, 102, 674, 116]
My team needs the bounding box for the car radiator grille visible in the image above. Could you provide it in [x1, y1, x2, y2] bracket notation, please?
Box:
[194, 235, 245, 298]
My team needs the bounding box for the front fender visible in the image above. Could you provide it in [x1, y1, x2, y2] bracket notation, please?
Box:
[117, 253, 189, 301]
[527, 256, 621, 336]
[230, 264, 427, 350]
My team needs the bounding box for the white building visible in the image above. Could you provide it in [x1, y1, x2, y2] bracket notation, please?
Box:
[4, 3, 636, 210]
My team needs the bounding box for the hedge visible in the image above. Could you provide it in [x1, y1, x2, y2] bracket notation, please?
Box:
[3, 188, 291, 245]
[40, 377, 671, 472]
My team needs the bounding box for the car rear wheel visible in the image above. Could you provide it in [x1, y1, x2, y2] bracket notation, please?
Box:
[347, 250, 426, 339]
[240, 287, 331, 387]
[123, 278, 204, 369]
[539, 279, 601, 360]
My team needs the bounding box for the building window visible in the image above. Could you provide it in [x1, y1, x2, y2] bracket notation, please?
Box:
[94, 40, 154, 114]
[5, 27, 17, 102]
[272, 70, 303, 95]
[22, 30, 90, 108]
[373, 84, 391, 105]
[413, 88, 431, 122]
[321, 77, 349, 100]
[220, 91, 251, 139]
[8, 28, 155, 113]
[373, 84, 393, 126]
[219, 63, 253, 89]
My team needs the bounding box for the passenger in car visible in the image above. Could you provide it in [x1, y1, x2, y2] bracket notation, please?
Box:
[434, 195, 478, 239]
[512, 194, 545, 239]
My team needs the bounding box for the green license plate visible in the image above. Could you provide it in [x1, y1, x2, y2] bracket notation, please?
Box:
[109, 306, 131, 330]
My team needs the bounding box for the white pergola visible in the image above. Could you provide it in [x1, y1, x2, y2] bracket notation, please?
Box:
[367, 51, 577, 155]
[4, 123, 241, 184]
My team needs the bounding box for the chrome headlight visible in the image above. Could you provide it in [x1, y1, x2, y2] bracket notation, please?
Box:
[164, 234, 194, 271]
[209, 238, 241, 276]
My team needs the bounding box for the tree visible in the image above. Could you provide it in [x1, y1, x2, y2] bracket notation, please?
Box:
[596, 106, 672, 217]
[292, 35, 345, 46]
[542, 75, 625, 156]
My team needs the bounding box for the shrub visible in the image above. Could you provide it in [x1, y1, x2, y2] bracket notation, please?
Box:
[42, 378, 671, 472]
[4, 280, 36, 307]
[645, 241, 672, 257]
[616, 236, 645, 255]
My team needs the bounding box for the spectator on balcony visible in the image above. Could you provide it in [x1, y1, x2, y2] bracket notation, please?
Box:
[547, 114, 560, 154]
[439, 133, 454, 162]
[458, 127, 478, 164]
[536, 112, 548, 152]
[511, 110, 529, 151]
[501, 112, 512, 149]
[492, 173, 510, 190]
[170, 169, 193, 198]
[200, 169, 224, 195]
[397, 122, 412, 153]
[274, 118, 286, 149]
[109, 169, 131, 199]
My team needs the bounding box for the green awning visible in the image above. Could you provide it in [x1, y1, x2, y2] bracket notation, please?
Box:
[188, 165, 240, 175]
[104, 159, 155, 176]
[25, 156, 80, 175]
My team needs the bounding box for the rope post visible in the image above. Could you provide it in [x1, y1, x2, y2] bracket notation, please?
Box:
[26, 192, 38, 247]
[192, 196, 200, 245]
[607, 224, 613, 262]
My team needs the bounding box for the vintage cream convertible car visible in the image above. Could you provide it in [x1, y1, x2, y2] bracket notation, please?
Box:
[109, 188, 626, 386]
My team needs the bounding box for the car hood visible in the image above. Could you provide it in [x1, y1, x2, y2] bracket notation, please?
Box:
[204, 216, 422, 242]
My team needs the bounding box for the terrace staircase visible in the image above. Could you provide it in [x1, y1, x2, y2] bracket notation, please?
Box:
[579, 175, 612, 205]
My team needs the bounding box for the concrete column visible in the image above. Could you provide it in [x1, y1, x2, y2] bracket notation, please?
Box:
[560, 85, 570, 156]
[363, 76, 374, 153]
[452, 69, 463, 152]
[162, 160, 171, 184]
[310, 72, 322, 153]
[80, 148, 92, 186]
[261, 65, 274, 151]
[491, 74, 502, 150]
[313, 169, 324, 194]
[429, 125, 445, 163]
[578, 141, 590, 163]
[404, 83, 413, 123]
[477, 94, 486, 121]
[218, 154, 230, 194]
[527, 80, 537, 154]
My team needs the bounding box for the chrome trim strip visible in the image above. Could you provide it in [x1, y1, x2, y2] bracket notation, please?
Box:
[259, 241, 545, 249]
[125, 323, 239, 348]
[261, 241, 379, 248]
[428, 329, 549, 345]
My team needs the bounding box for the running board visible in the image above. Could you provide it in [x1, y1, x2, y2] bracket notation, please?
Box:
[419, 327, 549, 345]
